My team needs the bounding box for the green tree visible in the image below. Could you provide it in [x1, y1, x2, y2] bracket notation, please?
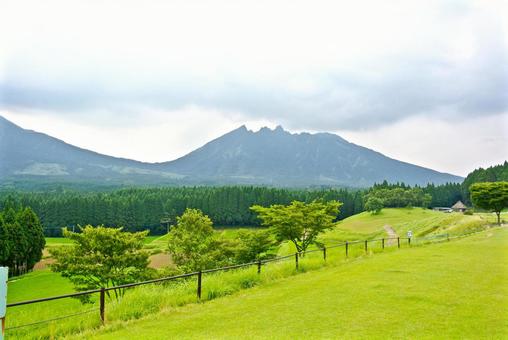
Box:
[470, 182, 508, 225]
[167, 209, 225, 272]
[234, 229, 277, 263]
[17, 207, 45, 270]
[51, 226, 151, 300]
[364, 196, 384, 214]
[0, 215, 10, 266]
[251, 200, 341, 253]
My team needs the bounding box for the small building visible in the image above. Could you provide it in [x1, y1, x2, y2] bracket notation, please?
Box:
[433, 207, 453, 213]
[451, 201, 467, 213]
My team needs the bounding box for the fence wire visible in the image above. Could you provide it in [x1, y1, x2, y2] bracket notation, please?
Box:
[5, 308, 98, 331]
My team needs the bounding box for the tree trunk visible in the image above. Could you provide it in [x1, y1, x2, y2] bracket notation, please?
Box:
[497, 211, 501, 225]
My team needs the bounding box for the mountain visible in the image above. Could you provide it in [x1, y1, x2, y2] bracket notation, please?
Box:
[0, 116, 183, 185]
[159, 125, 462, 186]
[0, 116, 462, 187]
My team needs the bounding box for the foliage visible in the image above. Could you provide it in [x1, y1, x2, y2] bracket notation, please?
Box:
[364, 196, 384, 214]
[470, 181, 508, 225]
[50, 226, 151, 300]
[365, 186, 431, 209]
[0, 186, 364, 235]
[167, 209, 228, 272]
[0, 205, 45, 276]
[233, 229, 278, 263]
[462, 161, 508, 204]
[251, 200, 341, 253]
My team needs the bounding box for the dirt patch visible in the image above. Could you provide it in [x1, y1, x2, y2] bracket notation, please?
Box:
[383, 225, 398, 246]
[33, 257, 56, 270]
[149, 253, 173, 269]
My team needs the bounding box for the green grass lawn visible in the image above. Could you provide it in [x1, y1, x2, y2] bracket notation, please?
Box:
[78, 227, 508, 339]
[320, 208, 488, 244]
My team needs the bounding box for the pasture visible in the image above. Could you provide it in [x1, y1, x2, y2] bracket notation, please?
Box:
[5, 209, 502, 339]
[78, 227, 508, 339]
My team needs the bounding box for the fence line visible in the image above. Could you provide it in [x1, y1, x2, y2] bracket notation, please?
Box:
[5, 225, 493, 333]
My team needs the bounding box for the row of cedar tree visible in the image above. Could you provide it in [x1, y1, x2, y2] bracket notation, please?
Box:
[0, 205, 45, 275]
[1, 185, 455, 236]
[0, 162, 506, 236]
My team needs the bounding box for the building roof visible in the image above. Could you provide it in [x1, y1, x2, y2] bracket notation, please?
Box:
[451, 201, 467, 209]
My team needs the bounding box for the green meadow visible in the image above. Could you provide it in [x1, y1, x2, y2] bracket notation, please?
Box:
[79, 227, 508, 339]
[5, 209, 504, 339]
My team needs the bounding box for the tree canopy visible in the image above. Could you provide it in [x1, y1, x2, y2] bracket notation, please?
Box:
[167, 208, 228, 272]
[0, 206, 45, 276]
[51, 226, 151, 300]
[251, 200, 341, 253]
[470, 181, 508, 225]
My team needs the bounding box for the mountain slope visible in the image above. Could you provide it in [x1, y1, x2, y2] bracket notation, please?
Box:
[0, 116, 182, 184]
[160, 125, 462, 186]
[0, 116, 462, 187]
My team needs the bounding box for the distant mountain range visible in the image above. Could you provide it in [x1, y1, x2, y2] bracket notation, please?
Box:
[0, 116, 463, 187]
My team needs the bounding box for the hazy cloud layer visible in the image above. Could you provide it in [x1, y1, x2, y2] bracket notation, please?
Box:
[0, 0, 507, 175]
[1, 0, 507, 131]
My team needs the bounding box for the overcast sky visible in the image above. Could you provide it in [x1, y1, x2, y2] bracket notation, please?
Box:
[1, 0, 507, 176]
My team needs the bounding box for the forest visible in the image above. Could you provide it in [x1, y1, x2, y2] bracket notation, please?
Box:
[1, 162, 505, 235]
[0, 183, 466, 236]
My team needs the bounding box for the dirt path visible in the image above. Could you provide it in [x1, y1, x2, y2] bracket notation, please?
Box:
[383, 225, 398, 246]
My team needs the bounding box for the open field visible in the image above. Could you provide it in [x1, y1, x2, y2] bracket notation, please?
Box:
[7, 209, 503, 338]
[78, 227, 508, 339]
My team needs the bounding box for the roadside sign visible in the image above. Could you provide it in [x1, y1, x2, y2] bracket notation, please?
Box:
[407, 230, 413, 238]
[1, 266, 7, 339]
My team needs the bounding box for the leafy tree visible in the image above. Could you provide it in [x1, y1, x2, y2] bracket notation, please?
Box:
[167, 209, 226, 272]
[251, 200, 341, 253]
[470, 182, 508, 225]
[0, 215, 10, 265]
[51, 226, 151, 300]
[462, 161, 508, 204]
[364, 196, 384, 214]
[234, 229, 277, 263]
[17, 207, 45, 270]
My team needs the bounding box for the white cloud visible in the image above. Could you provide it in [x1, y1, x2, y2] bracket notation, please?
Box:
[1, 0, 507, 175]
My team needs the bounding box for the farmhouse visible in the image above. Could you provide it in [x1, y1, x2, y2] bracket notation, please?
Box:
[451, 201, 467, 212]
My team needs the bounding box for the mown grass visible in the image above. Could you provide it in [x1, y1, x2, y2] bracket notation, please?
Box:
[78, 227, 508, 339]
[6, 228, 413, 339]
[9, 210, 500, 339]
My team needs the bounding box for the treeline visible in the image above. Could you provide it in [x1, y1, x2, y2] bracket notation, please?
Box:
[0, 204, 45, 275]
[462, 161, 508, 204]
[372, 181, 462, 208]
[0, 187, 364, 235]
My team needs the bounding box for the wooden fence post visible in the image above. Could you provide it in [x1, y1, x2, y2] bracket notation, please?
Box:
[397, 237, 400, 249]
[197, 271, 202, 301]
[364, 240, 368, 253]
[257, 260, 262, 274]
[345, 241, 349, 257]
[295, 253, 299, 270]
[323, 246, 327, 261]
[99, 287, 105, 324]
[382, 238, 385, 249]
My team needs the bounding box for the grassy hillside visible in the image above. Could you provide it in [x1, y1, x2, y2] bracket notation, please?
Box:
[78, 227, 508, 339]
[319, 208, 492, 244]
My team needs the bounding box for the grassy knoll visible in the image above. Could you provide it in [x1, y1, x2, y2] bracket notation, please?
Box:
[320, 208, 489, 244]
[79, 227, 508, 339]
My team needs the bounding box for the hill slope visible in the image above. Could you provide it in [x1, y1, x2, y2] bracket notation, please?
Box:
[0, 116, 462, 187]
[80, 228, 508, 339]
